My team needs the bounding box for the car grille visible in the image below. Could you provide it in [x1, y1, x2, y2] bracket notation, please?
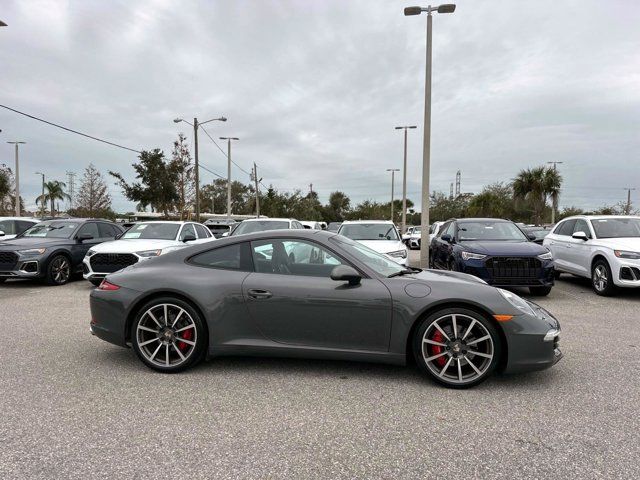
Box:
[0, 251, 18, 271]
[485, 256, 542, 283]
[90, 253, 138, 273]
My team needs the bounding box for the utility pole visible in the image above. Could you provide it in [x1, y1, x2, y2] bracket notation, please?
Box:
[395, 125, 417, 234]
[7, 141, 25, 216]
[219, 137, 239, 219]
[251, 163, 261, 217]
[449, 182, 453, 199]
[624, 188, 636, 215]
[455, 170, 461, 197]
[387, 168, 400, 222]
[66, 171, 76, 211]
[211, 182, 215, 214]
[35, 172, 45, 218]
[547, 161, 563, 223]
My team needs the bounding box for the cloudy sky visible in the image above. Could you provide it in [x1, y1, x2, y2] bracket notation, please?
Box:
[1, 0, 639, 213]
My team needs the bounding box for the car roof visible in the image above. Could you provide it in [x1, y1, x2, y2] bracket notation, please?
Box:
[454, 218, 510, 223]
[341, 220, 395, 225]
[0, 217, 39, 221]
[133, 220, 198, 225]
[242, 217, 295, 222]
[559, 215, 640, 221]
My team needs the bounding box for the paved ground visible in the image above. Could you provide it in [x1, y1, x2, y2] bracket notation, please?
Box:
[1, 251, 639, 479]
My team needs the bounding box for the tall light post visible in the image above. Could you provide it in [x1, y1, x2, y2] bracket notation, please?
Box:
[174, 115, 227, 222]
[547, 161, 563, 224]
[386, 168, 400, 222]
[395, 125, 417, 234]
[35, 171, 45, 218]
[7, 141, 26, 216]
[219, 137, 239, 219]
[404, 3, 456, 268]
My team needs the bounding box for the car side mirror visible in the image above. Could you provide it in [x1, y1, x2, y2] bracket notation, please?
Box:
[440, 234, 452, 243]
[183, 234, 197, 243]
[572, 231, 589, 241]
[526, 232, 536, 241]
[330, 265, 361, 286]
[0, 230, 4, 237]
[77, 233, 94, 242]
[221, 232, 229, 237]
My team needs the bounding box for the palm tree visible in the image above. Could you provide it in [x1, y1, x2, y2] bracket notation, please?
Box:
[513, 167, 562, 225]
[36, 180, 71, 217]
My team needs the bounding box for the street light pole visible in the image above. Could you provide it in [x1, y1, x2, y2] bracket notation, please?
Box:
[395, 125, 417, 234]
[547, 161, 563, 224]
[7, 141, 25, 216]
[173, 115, 227, 222]
[386, 168, 400, 222]
[35, 172, 45, 218]
[219, 137, 239, 219]
[404, 3, 456, 268]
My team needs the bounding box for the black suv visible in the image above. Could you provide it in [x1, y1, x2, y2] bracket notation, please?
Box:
[0, 218, 123, 286]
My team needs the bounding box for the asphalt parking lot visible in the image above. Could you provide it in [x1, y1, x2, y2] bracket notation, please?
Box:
[1, 249, 639, 479]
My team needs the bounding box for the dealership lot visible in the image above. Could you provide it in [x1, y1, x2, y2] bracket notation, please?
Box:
[0, 250, 639, 478]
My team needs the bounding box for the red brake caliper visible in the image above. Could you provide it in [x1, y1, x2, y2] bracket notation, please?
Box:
[430, 330, 447, 367]
[177, 328, 193, 351]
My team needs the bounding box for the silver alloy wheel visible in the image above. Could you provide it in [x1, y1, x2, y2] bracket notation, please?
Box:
[136, 303, 197, 367]
[51, 257, 70, 284]
[421, 313, 494, 385]
[593, 265, 608, 292]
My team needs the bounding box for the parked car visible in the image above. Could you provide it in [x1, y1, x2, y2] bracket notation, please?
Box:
[230, 218, 304, 236]
[204, 219, 237, 238]
[402, 226, 421, 249]
[0, 218, 123, 285]
[544, 215, 640, 296]
[82, 221, 214, 286]
[300, 221, 323, 230]
[430, 218, 554, 296]
[0, 217, 39, 241]
[327, 222, 342, 232]
[338, 220, 407, 266]
[522, 226, 553, 245]
[89, 229, 562, 388]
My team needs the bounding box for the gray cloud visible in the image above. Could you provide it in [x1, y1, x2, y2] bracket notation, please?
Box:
[2, 0, 639, 213]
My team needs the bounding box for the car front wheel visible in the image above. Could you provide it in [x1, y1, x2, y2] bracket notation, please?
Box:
[45, 255, 71, 286]
[592, 259, 616, 296]
[413, 308, 501, 388]
[131, 298, 207, 372]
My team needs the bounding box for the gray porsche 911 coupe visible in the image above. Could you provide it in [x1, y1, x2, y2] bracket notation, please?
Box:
[90, 230, 562, 388]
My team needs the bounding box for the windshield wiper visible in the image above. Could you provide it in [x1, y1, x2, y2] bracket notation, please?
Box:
[387, 266, 421, 278]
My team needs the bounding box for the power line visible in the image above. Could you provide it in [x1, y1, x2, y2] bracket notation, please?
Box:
[0, 104, 142, 154]
[199, 124, 253, 177]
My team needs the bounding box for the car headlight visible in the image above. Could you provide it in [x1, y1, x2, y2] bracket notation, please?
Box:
[136, 249, 162, 258]
[461, 251, 486, 261]
[19, 248, 46, 255]
[614, 250, 640, 259]
[538, 251, 553, 260]
[388, 249, 407, 259]
[497, 288, 535, 316]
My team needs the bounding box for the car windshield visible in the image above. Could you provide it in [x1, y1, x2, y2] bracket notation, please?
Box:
[413, 227, 422, 234]
[330, 235, 405, 277]
[338, 223, 399, 241]
[21, 221, 78, 239]
[232, 220, 290, 235]
[591, 218, 640, 238]
[122, 223, 180, 240]
[458, 221, 528, 241]
[528, 229, 550, 240]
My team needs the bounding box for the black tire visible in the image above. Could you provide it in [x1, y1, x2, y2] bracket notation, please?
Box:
[412, 308, 501, 389]
[553, 270, 561, 280]
[45, 254, 72, 286]
[90, 279, 103, 287]
[448, 259, 458, 271]
[591, 259, 616, 296]
[131, 297, 207, 373]
[0, 278, 6, 284]
[529, 286, 552, 296]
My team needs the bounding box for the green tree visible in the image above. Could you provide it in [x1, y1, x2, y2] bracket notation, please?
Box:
[513, 166, 562, 225]
[36, 180, 70, 217]
[69, 164, 113, 218]
[110, 149, 179, 217]
[467, 182, 515, 219]
[429, 191, 471, 221]
[557, 206, 584, 221]
[323, 191, 351, 222]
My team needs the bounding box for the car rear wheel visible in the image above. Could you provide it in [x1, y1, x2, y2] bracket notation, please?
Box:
[529, 286, 552, 296]
[45, 255, 71, 286]
[131, 298, 207, 373]
[413, 308, 501, 388]
[592, 259, 616, 296]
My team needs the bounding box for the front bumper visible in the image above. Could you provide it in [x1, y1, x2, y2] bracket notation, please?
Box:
[459, 257, 555, 288]
[612, 257, 640, 288]
[0, 256, 43, 279]
[82, 253, 140, 282]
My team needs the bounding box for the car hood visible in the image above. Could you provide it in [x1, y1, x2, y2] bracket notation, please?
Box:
[89, 238, 181, 254]
[356, 240, 406, 254]
[592, 237, 640, 250]
[0, 237, 70, 250]
[458, 240, 547, 256]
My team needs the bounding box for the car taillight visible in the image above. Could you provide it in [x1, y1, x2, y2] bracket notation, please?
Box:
[98, 280, 120, 291]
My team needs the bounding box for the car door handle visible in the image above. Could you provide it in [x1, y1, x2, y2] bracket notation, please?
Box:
[247, 289, 272, 299]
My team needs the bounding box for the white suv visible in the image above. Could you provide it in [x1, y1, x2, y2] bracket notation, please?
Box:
[338, 220, 408, 266]
[543, 215, 640, 295]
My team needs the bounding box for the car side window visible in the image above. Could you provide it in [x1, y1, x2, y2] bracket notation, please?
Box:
[179, 224, 197, 241]
[573, 219, 591, 238]
[98, 223, 116, 238]
[556, 219, 576, 236]
[250, 239, 345, 277]
[77, 222, 99, 239]
[444, 222, 456, 238]
[189, 243, 250, 271]
[292, 221, 303, 229]
[18, 221, 35, 233]
[0, 220, 17, 235]
[437, 221, 451, 238]
[194, 224, 210, 238]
